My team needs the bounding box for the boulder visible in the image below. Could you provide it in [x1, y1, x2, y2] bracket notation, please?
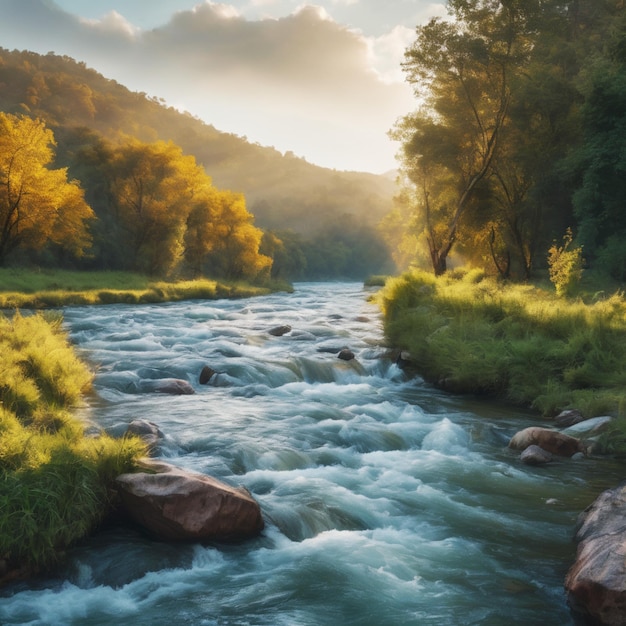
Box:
[126, 419, 164, 451]
[337, 348, 355, 361]
[565, 483, 626, 625]
[199, 365, 217, 385]
[554, 409, 585, 428]
[508, 426, 583, 457]
[138, 378, 195, 395]
[268, 325, 291, 337]
[520, 444, 553, 466]
[115, 460, 264, 542]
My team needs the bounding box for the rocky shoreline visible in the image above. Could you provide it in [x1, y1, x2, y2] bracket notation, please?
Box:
[506, 410, 625, 625]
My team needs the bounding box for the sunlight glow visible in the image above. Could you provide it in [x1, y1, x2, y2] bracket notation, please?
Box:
[80, 11, 140, 38]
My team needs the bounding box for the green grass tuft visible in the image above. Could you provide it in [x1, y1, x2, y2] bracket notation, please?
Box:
[0, 312, 146, 576]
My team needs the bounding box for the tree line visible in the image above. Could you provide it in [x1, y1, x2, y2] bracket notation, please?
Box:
[0, 114, 272, 281]
[386, 0, 626, 282]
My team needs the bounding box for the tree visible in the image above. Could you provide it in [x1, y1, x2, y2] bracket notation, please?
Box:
[395, 0, 534, 274]
[0, 113, 93, 264]
[107, 140, 206, 275]
[192, 189, 272, 281]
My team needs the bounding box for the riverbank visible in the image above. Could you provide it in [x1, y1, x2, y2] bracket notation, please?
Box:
[0, 269, 292, 308]
[0, 312, 146, 583]
[375, 269, 626, 451]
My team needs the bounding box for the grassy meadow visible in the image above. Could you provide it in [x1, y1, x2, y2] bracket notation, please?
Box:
[376, 269, 626, 423]
[0, 312, 146, 579]
[0, 269, 290, 308]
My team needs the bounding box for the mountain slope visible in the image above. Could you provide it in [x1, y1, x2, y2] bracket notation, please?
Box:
[0, 48, 396, 235]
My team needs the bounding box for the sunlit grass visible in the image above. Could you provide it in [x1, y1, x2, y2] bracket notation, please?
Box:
[376, 269, 626, 418]
[0, 269, 289, 308]
[0, 312, 146, 575]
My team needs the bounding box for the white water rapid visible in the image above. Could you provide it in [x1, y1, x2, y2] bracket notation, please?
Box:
[0, 282, 620, 625]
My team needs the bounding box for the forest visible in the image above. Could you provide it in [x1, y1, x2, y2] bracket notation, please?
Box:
[385, 0, 626, 284]
[0, 47, 395, 281]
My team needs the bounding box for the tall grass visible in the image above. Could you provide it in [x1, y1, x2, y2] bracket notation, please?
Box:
[0, 313, 146, 575]
[376, 269, 626, 418]
[0, 269, 290, 308]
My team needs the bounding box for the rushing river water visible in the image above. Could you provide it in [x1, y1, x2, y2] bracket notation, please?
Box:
[0, 282, 622, 625]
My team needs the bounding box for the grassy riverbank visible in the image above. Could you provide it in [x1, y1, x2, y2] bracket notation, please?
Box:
[0, 269, 291, 308]
[0, 312, 145, 580]
[376, 269, 626, 420]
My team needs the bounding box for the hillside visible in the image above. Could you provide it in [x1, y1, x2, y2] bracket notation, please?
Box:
[0, 48, 396, 236]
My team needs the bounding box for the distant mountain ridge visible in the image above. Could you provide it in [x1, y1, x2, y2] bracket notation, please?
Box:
[0, 47, 397, 235]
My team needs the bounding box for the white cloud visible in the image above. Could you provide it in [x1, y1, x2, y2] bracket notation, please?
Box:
[0, 0, 418, 172]
[80, 10, 141, 38]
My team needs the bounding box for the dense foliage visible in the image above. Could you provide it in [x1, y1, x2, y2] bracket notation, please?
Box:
[0, 47, 395, 280]
[390, 0, 626, 284]
[0, 313, 145, 574]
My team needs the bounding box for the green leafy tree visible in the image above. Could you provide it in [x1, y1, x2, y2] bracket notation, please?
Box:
[0, 113, 93, 264]
[394, 0, 541, 275]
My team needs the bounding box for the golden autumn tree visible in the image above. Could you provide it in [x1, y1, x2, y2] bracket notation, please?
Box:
[185, 188, 272, 281]
[0, 113, 93, 263]
[107, 139, 207, 275]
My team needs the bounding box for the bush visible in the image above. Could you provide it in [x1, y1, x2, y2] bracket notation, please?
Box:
[547, 228, 584, 297]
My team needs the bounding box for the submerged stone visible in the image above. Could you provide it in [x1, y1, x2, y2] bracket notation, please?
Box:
[199, 365, 217, 384]
[337, 348, 355, 361]
[126, 419, 164, 451]
[137, 378, 195, 395]
[520, 444, 552, 465]
[269, 325, 291, 337]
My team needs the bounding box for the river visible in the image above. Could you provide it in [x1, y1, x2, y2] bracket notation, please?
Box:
[0, 282, 621, 625]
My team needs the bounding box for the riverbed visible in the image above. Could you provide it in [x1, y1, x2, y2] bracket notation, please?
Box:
[0, 282, 620, 625]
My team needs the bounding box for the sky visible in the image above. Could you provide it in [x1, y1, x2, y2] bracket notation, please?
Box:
[0, 0, 447, 173]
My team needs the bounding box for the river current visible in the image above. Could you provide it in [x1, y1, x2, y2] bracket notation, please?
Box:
[0, 282, 621, 625]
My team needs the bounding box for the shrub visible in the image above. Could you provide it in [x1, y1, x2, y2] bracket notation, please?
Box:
[547, 228, 584, 297]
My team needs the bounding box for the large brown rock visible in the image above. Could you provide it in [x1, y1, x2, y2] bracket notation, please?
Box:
[115, 460, 264, 542]
[565, 484, 626, 625]
[508, 426, 583, 457]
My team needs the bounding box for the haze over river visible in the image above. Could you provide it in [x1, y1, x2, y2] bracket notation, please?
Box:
[1, 282, 621, 625]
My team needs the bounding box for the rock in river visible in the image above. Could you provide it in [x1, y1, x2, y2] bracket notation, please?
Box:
[508, 426, 583, 457]
[116, 460, 264, 542]
[565, 483, 626, 625]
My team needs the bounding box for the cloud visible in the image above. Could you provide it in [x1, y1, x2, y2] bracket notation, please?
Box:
[80, 10, 140, 38]
[0, 0, 415, 171]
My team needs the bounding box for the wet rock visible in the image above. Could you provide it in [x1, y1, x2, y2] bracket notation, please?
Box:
[115, 460, 264, 542]
[508, 426, 583, 457]
[338, 348, 355, 361]
[138, 378, 195, 395]
[565, 483, 626, 625]
[126, 419, 164, 451]
[520, 444, 552, 466]
[554, 409, 585, 428]
[199, 365, 217, 385]
[563, 416, 613, 437]
[268, 325, 291, 337]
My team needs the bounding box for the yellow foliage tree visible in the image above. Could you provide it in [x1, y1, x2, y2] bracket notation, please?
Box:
[108, 140, 208, 275]
[0, 113, 93, 263]
[185, 188, 272, 281]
